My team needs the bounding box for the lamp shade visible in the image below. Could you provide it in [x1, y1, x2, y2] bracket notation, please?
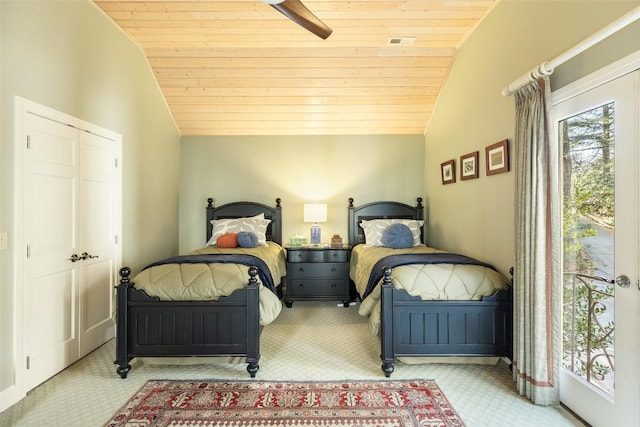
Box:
[303, 203, 327, 223]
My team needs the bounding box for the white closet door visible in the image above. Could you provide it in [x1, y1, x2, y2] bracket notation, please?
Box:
[23, 113, 80, 391]
[20, 104, 120, 392]
[78, 131, 117, 357]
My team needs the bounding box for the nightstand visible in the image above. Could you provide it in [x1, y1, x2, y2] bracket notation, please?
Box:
[284, 245, 351, 308]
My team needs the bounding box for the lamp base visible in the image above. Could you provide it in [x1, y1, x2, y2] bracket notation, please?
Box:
[310, 224, 321, 245]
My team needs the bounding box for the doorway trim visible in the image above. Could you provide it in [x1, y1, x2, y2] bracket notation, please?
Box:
[553, 50, 640, 104]
[552, 50, 640, 425]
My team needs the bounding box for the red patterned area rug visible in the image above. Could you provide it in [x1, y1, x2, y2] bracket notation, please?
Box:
[105, 380, 464, 426]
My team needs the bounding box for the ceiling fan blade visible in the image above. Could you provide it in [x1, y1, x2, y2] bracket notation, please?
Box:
[267, 0, 333, 39]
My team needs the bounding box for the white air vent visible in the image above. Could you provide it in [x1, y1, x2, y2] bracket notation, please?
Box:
[387, 37, 415, 45]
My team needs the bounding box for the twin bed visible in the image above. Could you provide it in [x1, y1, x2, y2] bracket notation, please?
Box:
[347, 198, 513, 376]
[114, 197, 512, 378]
[114, 198, 284, 378]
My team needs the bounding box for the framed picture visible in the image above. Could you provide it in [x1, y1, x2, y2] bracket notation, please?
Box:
[460, 151, 479, 180]
[485, 139, 510, 175]
[441, 159, 456, 185]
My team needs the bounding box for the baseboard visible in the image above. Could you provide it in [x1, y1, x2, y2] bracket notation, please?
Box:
[0, 383, 25, 413]
[560, 402, 592, 427]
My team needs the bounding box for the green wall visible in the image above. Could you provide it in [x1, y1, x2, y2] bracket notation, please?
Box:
[424, 0, 640, 275]
[179, 135, 425, 252]
[0, 0, 181, 401]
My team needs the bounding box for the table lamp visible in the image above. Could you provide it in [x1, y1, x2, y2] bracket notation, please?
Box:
[303, 203, 327, 245]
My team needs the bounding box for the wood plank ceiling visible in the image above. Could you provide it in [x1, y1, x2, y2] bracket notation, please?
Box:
[94, 0, 497, 136]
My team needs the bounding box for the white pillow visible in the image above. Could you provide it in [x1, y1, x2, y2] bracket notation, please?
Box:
[360, 219, 424, 247]
[207, 214, 271, 246]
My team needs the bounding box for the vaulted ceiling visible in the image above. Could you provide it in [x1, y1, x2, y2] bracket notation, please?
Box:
[94, 0, 497, 136]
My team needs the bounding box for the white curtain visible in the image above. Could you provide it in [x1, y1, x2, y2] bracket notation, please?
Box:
[513, 76, 562, 405]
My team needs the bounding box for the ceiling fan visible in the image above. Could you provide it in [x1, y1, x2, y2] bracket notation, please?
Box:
[260, 0, 333, 39]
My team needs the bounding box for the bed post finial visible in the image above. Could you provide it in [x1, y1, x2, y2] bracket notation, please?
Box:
[348, 198, 354, 208]
[248, 266, 259, 286]
[275, 198, 281, 208]
[207, 198, 214, 208]
[119, 267, 131, 286]
[416, 197, 423, 208]
[381, 266, 392, 286]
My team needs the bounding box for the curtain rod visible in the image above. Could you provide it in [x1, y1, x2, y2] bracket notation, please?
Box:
[502, 5, 640, 96]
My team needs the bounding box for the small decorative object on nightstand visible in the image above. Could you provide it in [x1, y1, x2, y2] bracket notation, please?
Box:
[331, 234, 343, 248]
[289, 235, 306, 247]
[285, 245, 351, 308]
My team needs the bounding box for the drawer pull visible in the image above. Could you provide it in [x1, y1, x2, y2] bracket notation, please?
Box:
[331, 267, 336, 272]
[298, 283, 304, 288]
[298, 267, 304, 273]
[331, 283, 336, 288]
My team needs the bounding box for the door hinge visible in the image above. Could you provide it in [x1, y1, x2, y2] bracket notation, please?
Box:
[115, 235, 118, 244]
[115, 158, 118, 168]
[26, 135, 31, 149]
[26, 356, 30, 370]
[26, 244, 31, 258]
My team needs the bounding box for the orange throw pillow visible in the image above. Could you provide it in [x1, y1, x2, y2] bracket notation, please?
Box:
[216, 232, 238, 248]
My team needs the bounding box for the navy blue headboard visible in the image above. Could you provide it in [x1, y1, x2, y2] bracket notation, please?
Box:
[347, 197, 424, 246]
[206, 197, 282, 245]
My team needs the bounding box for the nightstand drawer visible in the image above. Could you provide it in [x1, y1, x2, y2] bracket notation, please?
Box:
[289, 262, 346, 279]
[287, 279, 348, 298]
[284, 246, 351, 307]
[287, 249, 348, 263]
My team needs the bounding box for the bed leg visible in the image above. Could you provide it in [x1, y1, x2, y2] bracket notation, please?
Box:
[247, 362, 260, 378]
[381, 361, 395, 378]
[116, 363, 131, 379]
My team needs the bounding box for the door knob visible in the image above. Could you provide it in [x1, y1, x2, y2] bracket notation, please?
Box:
[81, 252, 99, 260]
[68, 253, 81, 262]
[615, 275, 631, 288]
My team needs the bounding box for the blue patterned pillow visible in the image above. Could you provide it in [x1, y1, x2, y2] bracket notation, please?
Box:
[237, 231, 259, 248]
[381, 223, 414, 249]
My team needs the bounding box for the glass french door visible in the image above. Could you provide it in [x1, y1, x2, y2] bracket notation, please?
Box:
[554, 71, 639, 426]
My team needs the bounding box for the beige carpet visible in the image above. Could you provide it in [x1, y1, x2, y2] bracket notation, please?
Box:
[0, 301, 584, 426]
